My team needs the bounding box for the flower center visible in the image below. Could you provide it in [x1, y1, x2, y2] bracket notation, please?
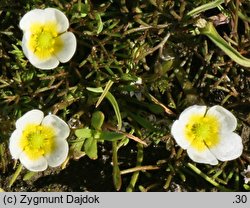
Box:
[19, 124, 56, 160]
[28, 22, 63, 60]
[184, 114, 220, 151]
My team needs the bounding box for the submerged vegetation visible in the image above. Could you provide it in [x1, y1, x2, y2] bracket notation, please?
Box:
[0, 0, 249, 191]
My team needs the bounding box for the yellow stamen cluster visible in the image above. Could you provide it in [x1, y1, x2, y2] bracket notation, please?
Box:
[28, 22, 63, 60]
[19, 124, 56, 160]
[185, 114, 220, 151]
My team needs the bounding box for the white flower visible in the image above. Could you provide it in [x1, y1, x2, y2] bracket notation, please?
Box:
[171, 105, 243, 165]
[241, 165, 250, 184]
[9, 109, 70, 172]
[19, 8, 77, 70]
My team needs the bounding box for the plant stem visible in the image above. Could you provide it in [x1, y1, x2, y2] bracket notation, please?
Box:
[120, 165, 159, 175]
[112, 141, 122, 191]
[187, 163, 232, 191]
[126, 143, 143, 192]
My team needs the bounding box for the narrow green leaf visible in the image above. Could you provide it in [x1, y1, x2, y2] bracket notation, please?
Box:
[95, 13, 103, 34]
[91, 111, 105, 130]
[87, 87, 122, 130]
[199, 21, 250, 68]
[86, 87, 103, 93]
[128, 99, 164, 114]
[127, 112, 155, 131]
[186, 0, 224, 18]
[96, 80, 114, 108]
[105, 92, 122, 130]
[23, 171, 37, 181]
[84, 137, 98, 160]
[8, 164, 23, 188]
[99, 131, 125, 141]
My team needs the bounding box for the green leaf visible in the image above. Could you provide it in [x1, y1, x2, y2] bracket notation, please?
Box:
[96, 80, 114, 108]
[186, 0, 224, 18]
[105, 92, 122, 130]
[70, 134, 86, 160]
[127, 112, 155, 131]
[91, 111, 105, 130]
[84, 137, 98, 160]
[95, 13, 103, 34]
[8, 164, 23, 188]
[70, 141, 86, 160]
[243, 184, 250, 191]
[23, 171, 37, 181]
[128, 99, 164, 114]
[79, 3, 90, 16]
[86, 87, 103, 93]
[75, 127, 93, 139]
[99, 131, 124, 141]
[71, 2, 90, 19]
[199, 21, 250, 69]
[87, 87, 122, 130]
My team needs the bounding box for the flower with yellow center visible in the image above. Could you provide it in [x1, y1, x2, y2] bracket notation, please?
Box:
[171, 105, 243, 165]
[19, 8, 76, 69]
[9, 109, 70, 171]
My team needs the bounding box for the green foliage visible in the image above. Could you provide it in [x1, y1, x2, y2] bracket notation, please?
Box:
[99, 131, 124, 142]
[87, 87, 122, 130]
[74, 111, 124, 161]
[84, 137, 98, 160]
[91, 111, 105, 130]
[75, 127, 92, 139]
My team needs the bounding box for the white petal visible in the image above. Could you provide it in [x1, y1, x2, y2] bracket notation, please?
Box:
[20, 8, 66, 32]
[29, 56, 59, 70]
[171, 105, 207, 149]
[207, 105, 237, 132]
[46, 140, 68, 167]
[16, 109, 44, 131]
[22, 33, 59, 70]
[187, 147, 218, 165]
[19, 9, 44, 31]
[9, 130, 23, 159]
[42, 114, 70, 140]
[21, 32, 31, 58]
[209, 132, 243, 161]
[19, 153, 48, 172]
[179, 105, 207, 120]
[20, 8, 69, 34]
[45, 8, 69, 33]
[171, 120, 190, 149]
[55, 32, 76, 63]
